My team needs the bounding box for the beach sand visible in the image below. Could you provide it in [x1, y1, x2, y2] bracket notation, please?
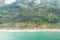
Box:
[0, 29, 60, 32]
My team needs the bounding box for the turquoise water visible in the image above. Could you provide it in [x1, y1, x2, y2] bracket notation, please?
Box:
[0, 32, 60, 40]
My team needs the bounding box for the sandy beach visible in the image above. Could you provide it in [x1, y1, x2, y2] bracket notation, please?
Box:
[0, 29, 60, 32]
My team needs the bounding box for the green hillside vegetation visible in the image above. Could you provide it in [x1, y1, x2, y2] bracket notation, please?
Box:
[0, 0, 60, 29]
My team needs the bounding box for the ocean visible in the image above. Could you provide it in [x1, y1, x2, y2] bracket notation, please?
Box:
[0, 32, 60, 40]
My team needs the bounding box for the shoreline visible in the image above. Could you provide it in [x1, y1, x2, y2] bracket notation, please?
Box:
[0, 29, 60, 32]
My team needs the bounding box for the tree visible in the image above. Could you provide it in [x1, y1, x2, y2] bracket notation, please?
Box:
[45, 13, 58, 23]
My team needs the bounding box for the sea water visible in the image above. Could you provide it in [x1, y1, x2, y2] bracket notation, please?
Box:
[0, 32, 60, 40]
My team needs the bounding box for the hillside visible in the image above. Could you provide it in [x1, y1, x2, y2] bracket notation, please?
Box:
[0, 0, 60, 29]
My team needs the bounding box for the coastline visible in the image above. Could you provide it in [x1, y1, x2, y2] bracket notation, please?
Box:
[0, 29, 60, 32]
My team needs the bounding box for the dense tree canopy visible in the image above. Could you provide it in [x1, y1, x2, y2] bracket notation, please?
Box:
[0, 0, 60, 29]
